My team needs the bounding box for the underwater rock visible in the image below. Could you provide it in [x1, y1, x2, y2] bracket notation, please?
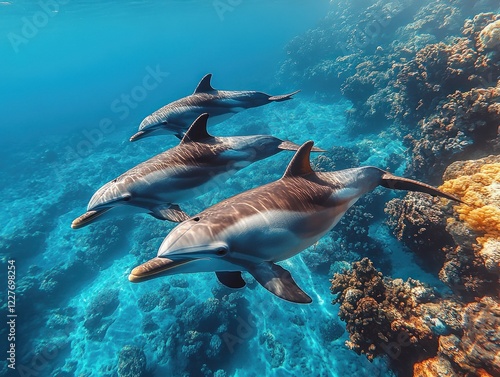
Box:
[84, 289, 119, 341]
[117, 345, 148, 377]
[138, 292, 160, 313]
[319, 320, 345, 343]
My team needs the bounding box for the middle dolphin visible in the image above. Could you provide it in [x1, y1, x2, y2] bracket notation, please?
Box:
[130, 73, 300, 141]
[72, 114, 322, 229]
[129, 141, 461, 303]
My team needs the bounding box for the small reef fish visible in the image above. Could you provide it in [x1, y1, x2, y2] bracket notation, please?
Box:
[129, 141, 460, 303]
[130, 73, 300, 141]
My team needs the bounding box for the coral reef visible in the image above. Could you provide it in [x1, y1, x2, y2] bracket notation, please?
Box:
[405, 83, 500, 182]
[414, 297, 500, 377]
[439, 156, 500, 298]
[386, 155, 500, 299]
[118, 345, 148, 377]
[479, 19, 500, 50]
[331, 258, 462, 375]
[385, 192, 453, 273]
[440, 159, 500, 246]
[381, 154, 500, 375]
[259, 331, 286, 368]
[281, 4, 500, 180]
[331, 257, 500, 376]
[84, 289, 120, 341]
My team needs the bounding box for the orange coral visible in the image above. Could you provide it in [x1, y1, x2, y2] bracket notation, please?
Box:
[440, 163, 500, 246]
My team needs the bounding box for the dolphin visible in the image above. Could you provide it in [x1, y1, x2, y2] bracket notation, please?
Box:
[130, 73, 300, 141]
[71, 114, 322, 229]
[128, 141, 460, 303]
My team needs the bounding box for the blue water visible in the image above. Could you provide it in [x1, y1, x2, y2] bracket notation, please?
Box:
[3, 1, 496, 376]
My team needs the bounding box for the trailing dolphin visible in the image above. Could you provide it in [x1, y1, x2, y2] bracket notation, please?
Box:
[129, 141, 460, 304]
[72, 114, 322, 229]
[130, 73, 300, 141]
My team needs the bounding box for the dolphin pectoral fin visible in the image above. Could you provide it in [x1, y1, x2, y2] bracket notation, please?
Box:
[216, 271, 246, 289]
[268, 90, 300, 102]
[150, 204, 190, 222]
[380, 173, 463, 203]
[278, 141, 325, 153]
[247, 262, 312, 304]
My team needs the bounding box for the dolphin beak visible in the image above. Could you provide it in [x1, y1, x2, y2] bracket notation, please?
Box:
[130, 130, 148, 142]
[71, 208, 111, 229]
[128, 257, 194, 282]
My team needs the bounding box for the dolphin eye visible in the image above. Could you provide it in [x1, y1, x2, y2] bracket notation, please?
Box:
[193, 217, 200, 222]
[123, 196, 131, 202]
[215, 247, 228, 257]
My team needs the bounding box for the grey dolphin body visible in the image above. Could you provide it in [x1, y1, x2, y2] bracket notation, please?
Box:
[130, 74, 300, 141]
[129, 141, 460, 303]
[72, 114, 321, 229]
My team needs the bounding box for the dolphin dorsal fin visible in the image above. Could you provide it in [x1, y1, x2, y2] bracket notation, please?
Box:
[180, 113, 213, 144]
[282, 140, 315, 178]
[194, 74, 215, 94]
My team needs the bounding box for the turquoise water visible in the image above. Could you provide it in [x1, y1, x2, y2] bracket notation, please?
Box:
[2, 1, 497, 377]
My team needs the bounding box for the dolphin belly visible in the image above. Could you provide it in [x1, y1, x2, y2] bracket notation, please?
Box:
[223, 208, 347, 263]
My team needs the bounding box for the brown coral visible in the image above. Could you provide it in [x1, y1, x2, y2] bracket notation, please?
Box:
[415, 297, 500, 377]
[406, 84, 500, 182]
[385, 192, 453, 273]
[330, 258, 457, 374]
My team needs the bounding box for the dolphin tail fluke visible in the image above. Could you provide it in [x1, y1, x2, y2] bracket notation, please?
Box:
[380, 173, 463, 202]
[269, 90, 300, 102]
[278, 141, 325, 152]
[150, 204, 191, 222]
[216, 271, 246, 288]
[247, 262, 312, 304]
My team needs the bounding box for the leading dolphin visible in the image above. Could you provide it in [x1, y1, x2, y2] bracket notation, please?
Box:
[72, 114, 322, 229]
[130, 74, 300, 141]
[129, 141, 460, 303]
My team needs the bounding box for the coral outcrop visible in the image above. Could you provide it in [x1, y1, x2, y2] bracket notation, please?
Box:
[405, 83, 500, 182]
[84, 289, 120, 341]
[479, 19, 500, 50]
[414, 297, 500, 377]
[330, 258, 461, 374]
[331, 257, 500, 377]
[117, 345, 148, 377]
[381, 154, 500, 375]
